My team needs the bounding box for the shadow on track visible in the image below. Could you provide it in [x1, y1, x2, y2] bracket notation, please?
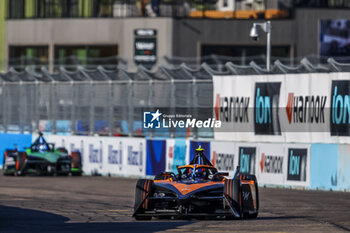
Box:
[0, 205, 192, 233]
[253, 216, 303, 221]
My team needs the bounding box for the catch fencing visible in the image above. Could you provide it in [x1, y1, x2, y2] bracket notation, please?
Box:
[0, 65, 213, 138]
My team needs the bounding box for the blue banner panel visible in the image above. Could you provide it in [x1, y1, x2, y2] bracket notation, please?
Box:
[146, 140, 166, 175]
[189, 141, 210, 162]
[170, 139, 187, 173]
[0, 133, 32, 167]
[337, 145, 350, 191]
[310, 144, 338, 190]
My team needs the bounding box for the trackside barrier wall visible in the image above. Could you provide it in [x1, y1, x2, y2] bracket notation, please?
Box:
[1, 134, 348, 191]
[0, 133, 32, 168]
[44, 135, 350, 191]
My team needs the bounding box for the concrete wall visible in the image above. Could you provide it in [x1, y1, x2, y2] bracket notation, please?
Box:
[172, 18, 295, 58]
[5, 18, 173, 70]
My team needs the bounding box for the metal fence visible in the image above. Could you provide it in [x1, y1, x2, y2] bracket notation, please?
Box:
[0, 65, 213, 138]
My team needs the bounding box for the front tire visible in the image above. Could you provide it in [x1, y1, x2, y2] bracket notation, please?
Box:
[134, 179, 153, 220]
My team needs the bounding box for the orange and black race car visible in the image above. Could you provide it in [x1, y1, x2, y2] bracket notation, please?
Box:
[133, 146, 259, 220]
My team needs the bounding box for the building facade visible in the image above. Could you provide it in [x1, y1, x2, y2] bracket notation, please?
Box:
[2, 0, 350, 71]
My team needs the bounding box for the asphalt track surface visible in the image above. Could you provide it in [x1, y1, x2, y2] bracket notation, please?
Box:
[0, 175, 349, 233]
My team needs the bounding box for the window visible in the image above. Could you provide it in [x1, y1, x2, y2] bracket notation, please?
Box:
[36, 0, 80, 18]
[294, 0, 350, 8]
[92, 0, 114, 17]
[54, 45, 119, 66]
[9, 46, 49, 68]
[7, 0, 25, 19]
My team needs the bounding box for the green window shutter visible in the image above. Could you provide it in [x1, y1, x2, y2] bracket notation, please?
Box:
[25, 0, 35, 18]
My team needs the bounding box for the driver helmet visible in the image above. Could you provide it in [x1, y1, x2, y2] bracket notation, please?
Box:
[38, 144, 47, 152]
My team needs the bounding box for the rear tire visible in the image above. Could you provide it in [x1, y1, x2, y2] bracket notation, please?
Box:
[15, 152, 27, 176]
[134, 179, 153, 220]
[241, 175, 259, 219]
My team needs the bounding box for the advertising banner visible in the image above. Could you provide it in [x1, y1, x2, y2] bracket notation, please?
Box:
[146, 140, 166, 175]
[254, 82, 281, 135]
[256, 143, 285, 186]
[103, 137, 124, 175]
[213, 75, 255, 141]
[330, 79, 350, 136]
[282, 73, 331, 143]
[213, 73, 350, 144]
[47, 135, 146, 176]
[210, 141, 236, 176]
[237, 144, 257, 175]
[165, 139, 189, 173]
[284, 144, 310, 187]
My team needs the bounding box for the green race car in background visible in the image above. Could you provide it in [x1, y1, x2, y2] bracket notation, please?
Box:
[3, 133, 82, 176]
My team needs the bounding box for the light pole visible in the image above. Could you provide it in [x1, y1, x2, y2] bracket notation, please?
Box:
[249, 21, 271, 72]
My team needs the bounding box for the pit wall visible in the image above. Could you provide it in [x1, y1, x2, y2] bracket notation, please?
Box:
[0, 133, 349, 192]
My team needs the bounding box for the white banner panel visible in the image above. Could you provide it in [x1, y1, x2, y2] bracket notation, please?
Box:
[281, 73, 331, 143]
[210, 141, 237, 177]
[46, 135, 146, 177]
[256, 143, 285, 186]
[213, 75, 285, 143]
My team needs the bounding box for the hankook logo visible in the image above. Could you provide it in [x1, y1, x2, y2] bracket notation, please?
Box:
[285, 93, 327, 124]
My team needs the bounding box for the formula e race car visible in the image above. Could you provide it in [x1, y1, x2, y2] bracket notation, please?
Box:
[2, 133, 82, 176]
[133, 146, 259, 220]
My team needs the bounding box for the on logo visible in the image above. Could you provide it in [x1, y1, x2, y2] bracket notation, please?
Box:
[254, 82, 281, 135]
[287, 148, 307, 181]
[331, 81, 350, 136]
[239, 147, 256, 175]
[143, 109, 162, 129]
